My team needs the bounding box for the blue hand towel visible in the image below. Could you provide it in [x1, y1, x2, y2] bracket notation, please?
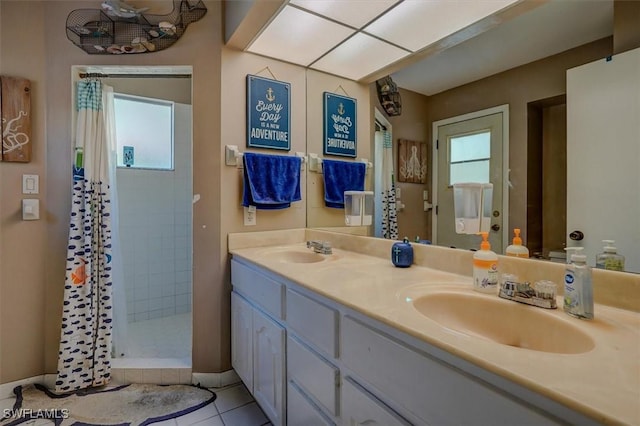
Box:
[242, 152, 302, 210]
[322, 159, 366, 209]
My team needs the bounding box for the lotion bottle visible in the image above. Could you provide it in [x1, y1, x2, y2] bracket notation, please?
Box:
[505, 228, 529, 258]
[563, 253, 594, 319]
[473, 232, 499, 293]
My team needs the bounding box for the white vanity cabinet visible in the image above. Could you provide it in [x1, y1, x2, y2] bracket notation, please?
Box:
[230, 257, 598, 426]
[231, 261, 286, 426]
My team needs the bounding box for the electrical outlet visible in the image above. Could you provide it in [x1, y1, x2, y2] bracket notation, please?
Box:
[244, 206, 256, 226]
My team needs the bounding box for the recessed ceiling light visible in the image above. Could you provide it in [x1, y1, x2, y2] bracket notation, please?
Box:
[247, 6, 355, 66]
[311, 33, 410, 81]
[365, 0, 520, 52]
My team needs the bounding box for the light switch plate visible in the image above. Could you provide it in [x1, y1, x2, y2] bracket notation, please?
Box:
[22, 174, 39, 194]
[22, 199, 40, 220]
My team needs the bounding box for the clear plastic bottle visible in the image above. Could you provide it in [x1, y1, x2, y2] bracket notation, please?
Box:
[473, 232, 498, 294]
[505, 228, 529, 258]
[595, 240, 625, 271]
[563, 254, 594, 320]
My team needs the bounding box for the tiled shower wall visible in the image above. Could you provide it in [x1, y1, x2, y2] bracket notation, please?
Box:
[117, 104, 192, 323]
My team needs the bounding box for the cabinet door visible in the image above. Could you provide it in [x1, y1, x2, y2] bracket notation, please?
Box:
[253, 308, 286, 426]
[231, 292, 253, 390]
[342, 377, 411, 426]
[288, 381, 334, 426]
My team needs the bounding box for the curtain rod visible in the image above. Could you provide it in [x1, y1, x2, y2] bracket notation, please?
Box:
[79, 73, 191, 79]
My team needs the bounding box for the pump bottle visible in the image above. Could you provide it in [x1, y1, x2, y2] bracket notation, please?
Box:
[473, 232, 498, 293]
[505, 228, 529, 258]
[563, 253, 594, 319]
[596, 240, 625, 271]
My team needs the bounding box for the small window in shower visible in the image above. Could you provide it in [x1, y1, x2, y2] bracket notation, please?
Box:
[114, 93, 174, 170]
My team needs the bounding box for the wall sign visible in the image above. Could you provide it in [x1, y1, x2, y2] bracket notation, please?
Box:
[323, 92, 357, 157]
[397, 139, 427, 184]
[246, 74, 291, 151]
[123, 146, 134, 167]
[1, 76, 32, 162]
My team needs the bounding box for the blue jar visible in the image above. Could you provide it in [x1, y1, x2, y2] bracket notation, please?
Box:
[391, 238, 413, 268]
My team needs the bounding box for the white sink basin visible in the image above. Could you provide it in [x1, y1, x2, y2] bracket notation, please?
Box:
[412, 291, 595, 354]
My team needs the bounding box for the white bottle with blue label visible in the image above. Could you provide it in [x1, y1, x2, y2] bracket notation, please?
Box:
[563, 253, 594, 319]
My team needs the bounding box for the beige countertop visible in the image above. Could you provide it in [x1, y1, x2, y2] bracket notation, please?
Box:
[229, 232, 640, 425]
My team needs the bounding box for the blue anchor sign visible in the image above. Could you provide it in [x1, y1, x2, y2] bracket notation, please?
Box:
[323, 92, 357, 157]
[247, 74, 291, 151]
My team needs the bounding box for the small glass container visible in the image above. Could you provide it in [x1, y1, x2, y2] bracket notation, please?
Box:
[500, 273, 519, 296]
[534, 280, 557, 300]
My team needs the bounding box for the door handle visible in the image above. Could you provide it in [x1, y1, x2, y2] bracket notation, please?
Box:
[491, 224, 500, 231]
[570, 230, 584, 241]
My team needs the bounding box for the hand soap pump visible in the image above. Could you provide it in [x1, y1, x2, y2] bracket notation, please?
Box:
[564, 253, 594, 320]
[391, 237, 413, 268]
[473, 232, 498, 293]
[596, 240, 625, 271]
[505, 228, 529, 258]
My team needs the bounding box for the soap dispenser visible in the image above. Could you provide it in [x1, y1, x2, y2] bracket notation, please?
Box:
[596, 240, 625, 271]
[391, 237, 413, 268]
[473, 232, 498, 293]
[564, 253, 594, 320]
[505, 228, 529, 258]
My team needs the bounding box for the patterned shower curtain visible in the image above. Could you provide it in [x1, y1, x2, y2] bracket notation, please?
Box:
[381, 130, 398, 239]
[56, 80, 115, 393]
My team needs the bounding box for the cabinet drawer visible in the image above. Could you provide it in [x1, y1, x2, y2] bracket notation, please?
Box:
[288, 381, 334, 426]
[287, 336, 339, 416]
[342, 316, 558, 425]
[286, 289, 338, 357]
[231, 259, 284, 319]
[342, 377, 410, 426]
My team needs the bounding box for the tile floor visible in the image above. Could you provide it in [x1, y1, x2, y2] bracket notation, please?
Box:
[0, 382, 270, 426]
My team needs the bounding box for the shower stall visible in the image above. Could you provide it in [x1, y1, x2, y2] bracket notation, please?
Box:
[110, 85, 193, 367]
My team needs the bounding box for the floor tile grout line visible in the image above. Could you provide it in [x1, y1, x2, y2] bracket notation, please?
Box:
[216, 399, 255, 414]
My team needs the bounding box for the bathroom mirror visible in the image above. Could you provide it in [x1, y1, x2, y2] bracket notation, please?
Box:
[305, 0, 639, 274]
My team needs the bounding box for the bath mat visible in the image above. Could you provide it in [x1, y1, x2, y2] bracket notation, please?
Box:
[1, 383, 216, 426]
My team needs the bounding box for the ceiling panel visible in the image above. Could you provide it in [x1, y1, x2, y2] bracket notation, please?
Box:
[311, 33, 410, 81]
[247, 5, 355, 66]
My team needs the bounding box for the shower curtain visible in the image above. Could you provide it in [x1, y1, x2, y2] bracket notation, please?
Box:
[381, 130, 398, 239]
[55, 80, 117, 392]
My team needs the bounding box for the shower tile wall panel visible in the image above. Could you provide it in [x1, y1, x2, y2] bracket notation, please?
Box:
[118, 113, 192, 323]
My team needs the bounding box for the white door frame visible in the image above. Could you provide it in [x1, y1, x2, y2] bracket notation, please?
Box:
[431, 104, 510, 250]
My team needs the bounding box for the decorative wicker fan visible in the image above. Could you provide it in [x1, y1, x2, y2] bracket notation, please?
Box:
[376, 76, 402, 117]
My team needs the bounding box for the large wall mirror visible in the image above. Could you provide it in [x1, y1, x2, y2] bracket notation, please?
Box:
[306, 0, 640, 274]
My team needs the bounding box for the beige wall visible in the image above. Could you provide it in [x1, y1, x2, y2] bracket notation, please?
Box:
[0, 1, 48, 383]
[306, 69, 372, 228]
[613, 0, 640, 54]
[102, 78, 192, 104]
[0, 0, 222, 383]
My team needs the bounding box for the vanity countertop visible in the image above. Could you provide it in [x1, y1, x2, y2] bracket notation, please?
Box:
[229, 238, 640, 425]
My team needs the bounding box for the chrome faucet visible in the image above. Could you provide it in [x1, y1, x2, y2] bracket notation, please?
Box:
[306, 240, 332, 255]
